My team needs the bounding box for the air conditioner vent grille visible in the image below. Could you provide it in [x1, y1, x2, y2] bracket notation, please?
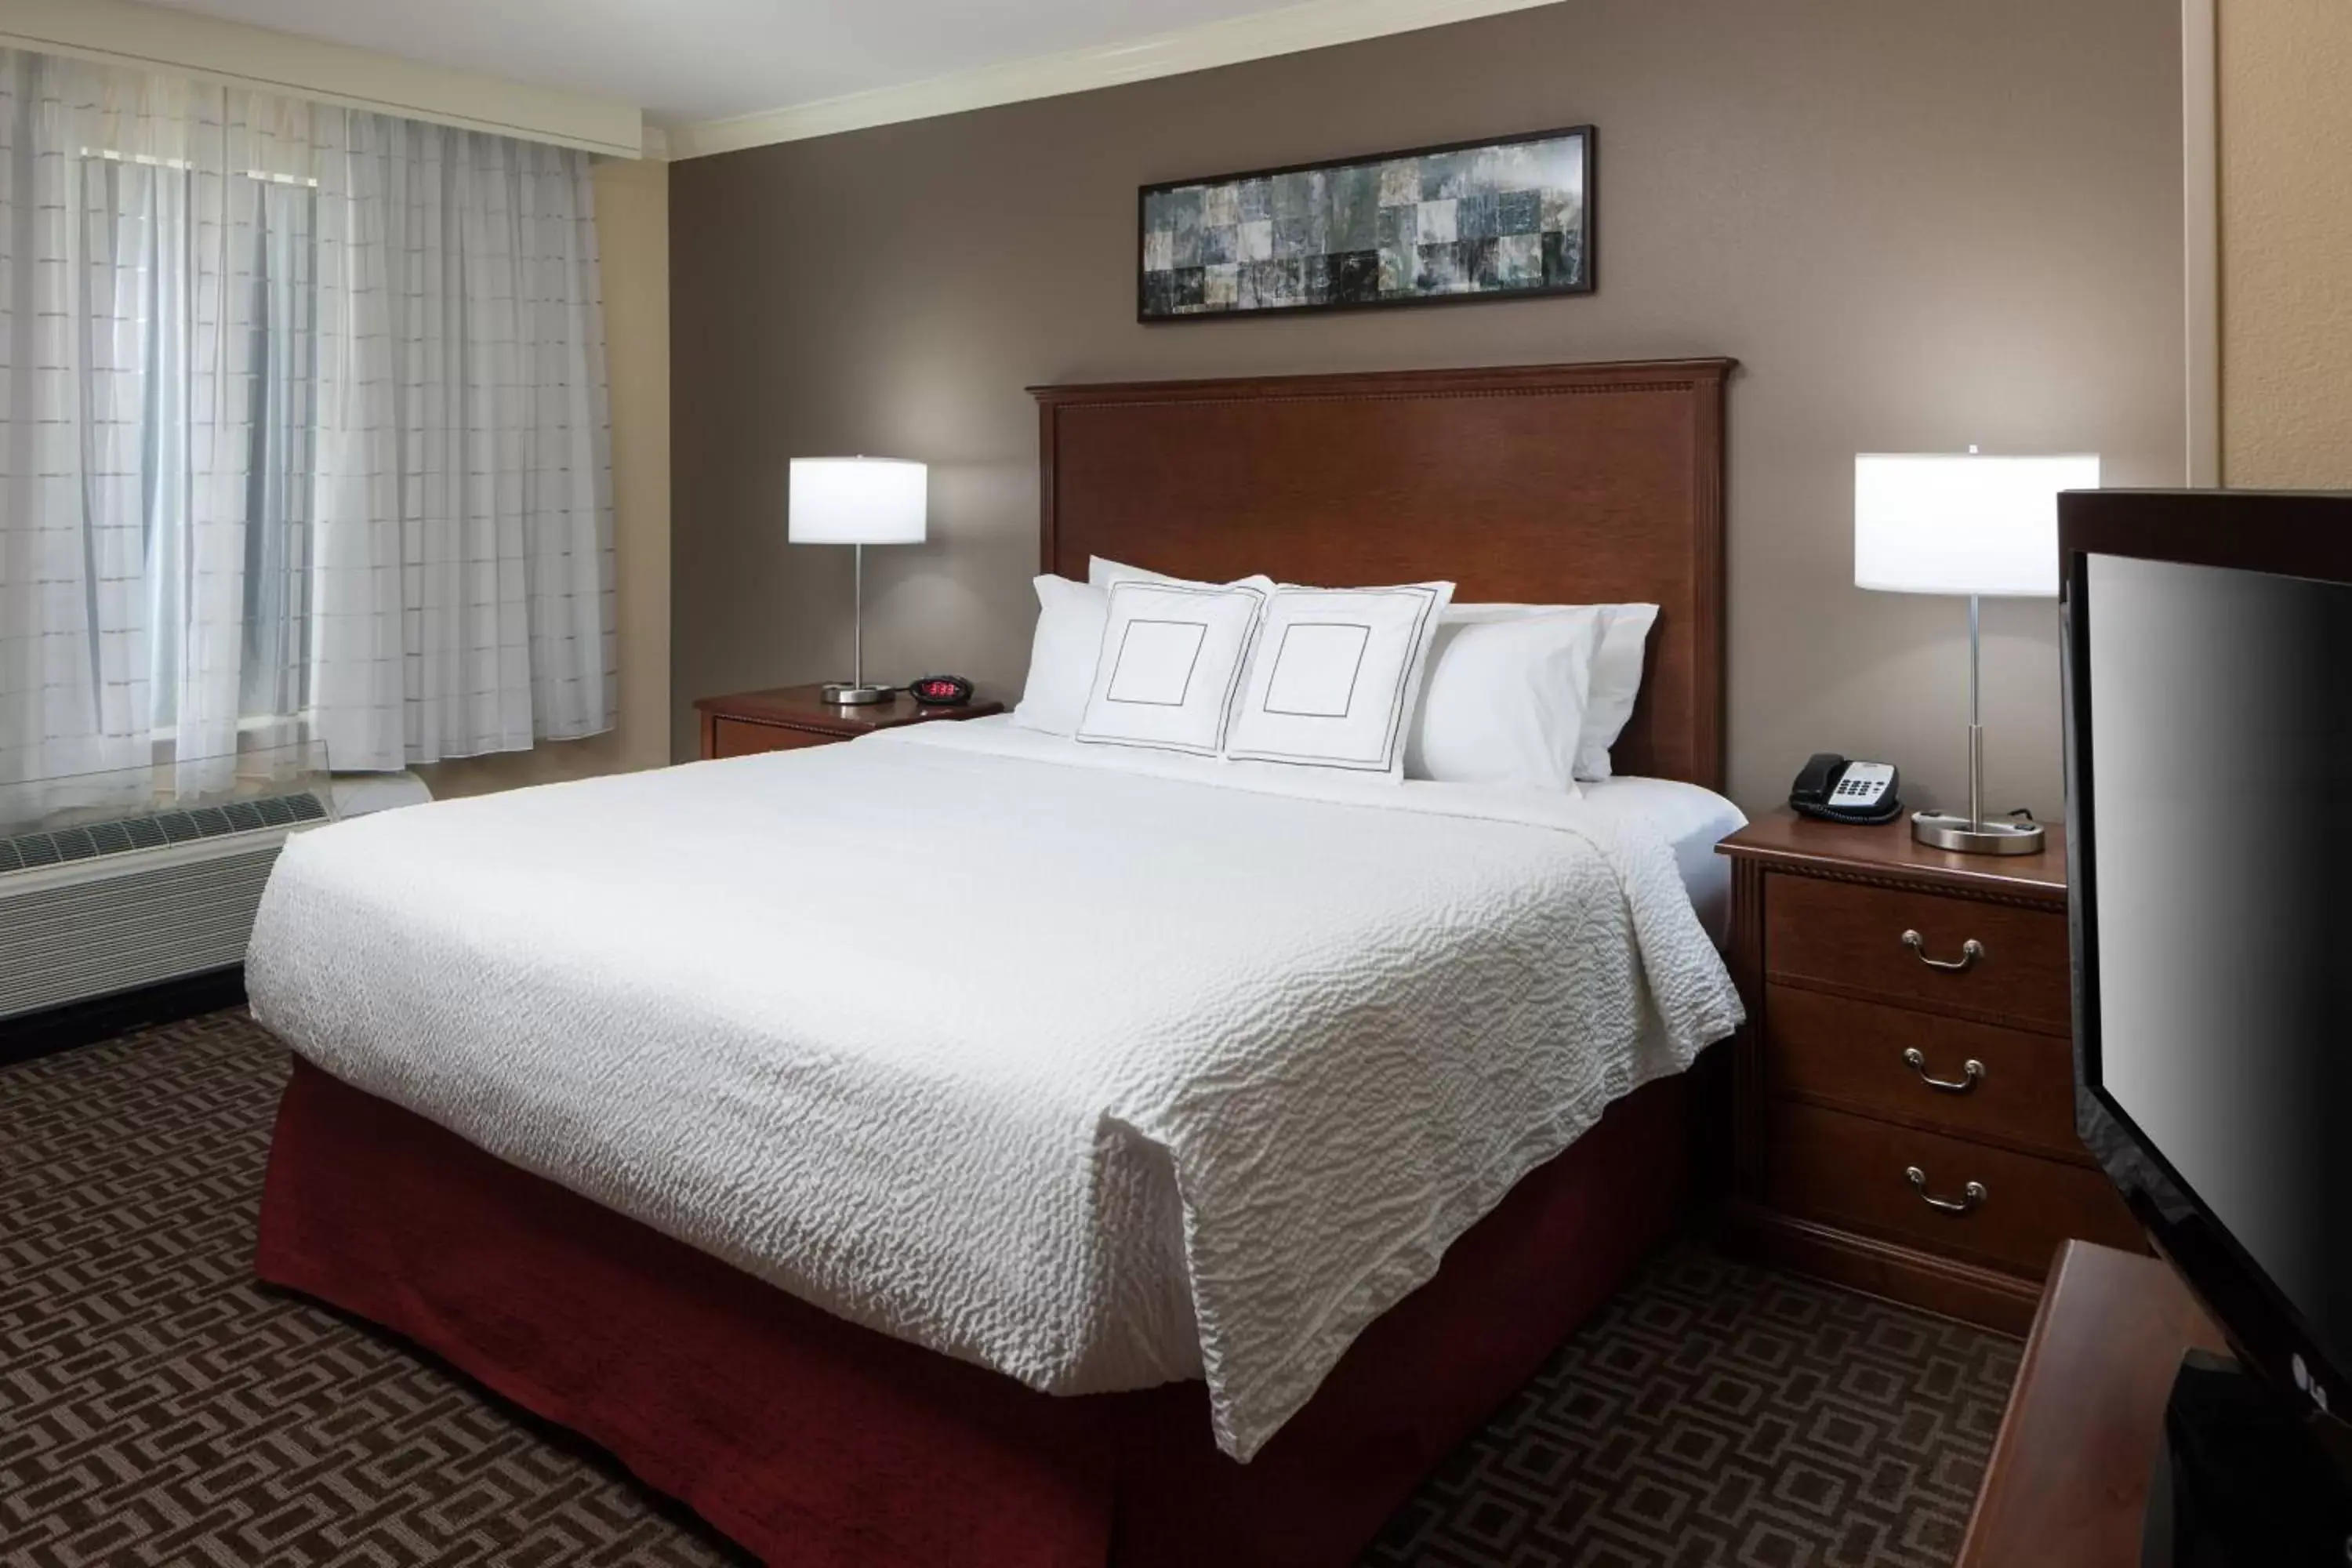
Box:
[0, 789, 327, 879]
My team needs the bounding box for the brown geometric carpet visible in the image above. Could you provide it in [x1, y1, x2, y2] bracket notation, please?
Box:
[0, 1010, 2020, 1567]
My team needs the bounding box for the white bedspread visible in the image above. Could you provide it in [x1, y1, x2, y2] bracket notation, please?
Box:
[246, 719, 1743, 1461]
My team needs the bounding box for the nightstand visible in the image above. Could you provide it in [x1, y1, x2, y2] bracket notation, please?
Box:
[1716, 811, 2143, 1334]
[693, 684, 1004, 760]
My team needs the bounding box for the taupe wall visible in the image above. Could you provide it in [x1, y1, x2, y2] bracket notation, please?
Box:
[671, 0, 2182, 815]
[2218, 0, 2352, 487]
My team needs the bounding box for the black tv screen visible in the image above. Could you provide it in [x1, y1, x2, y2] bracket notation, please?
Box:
[2063, 490, 2352, 1434]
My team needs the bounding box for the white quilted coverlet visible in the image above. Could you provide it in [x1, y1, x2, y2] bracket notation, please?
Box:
[246, 720, 1743, 1461]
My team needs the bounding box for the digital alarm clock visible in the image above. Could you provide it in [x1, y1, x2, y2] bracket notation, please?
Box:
[906, 674, 974, 706]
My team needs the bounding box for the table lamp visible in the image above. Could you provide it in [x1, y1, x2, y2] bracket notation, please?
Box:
[1854, 450, 2099, 855]
[789, 456, 927, 705]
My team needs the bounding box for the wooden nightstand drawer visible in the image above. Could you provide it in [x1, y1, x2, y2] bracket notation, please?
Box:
[1765, 873, 2070, 1034]
[708, 718, 839, 759]
[1722, 812, 2104, 1330]
[1768, 1101, 2142, 1276]
[1764, 985, 2087, 1161]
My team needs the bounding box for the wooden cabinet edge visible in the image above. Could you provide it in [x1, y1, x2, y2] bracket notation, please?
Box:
[1724, 1202, 2046, 1338]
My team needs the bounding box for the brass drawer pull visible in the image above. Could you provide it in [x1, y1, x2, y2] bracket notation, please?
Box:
[1907, 1165, 1987, 1214]
[1902, 1048, 1984, 1093]
[1901, 929, 1984, 973]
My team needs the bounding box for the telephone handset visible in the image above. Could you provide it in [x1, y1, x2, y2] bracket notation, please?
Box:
[1789, 753, 1903, 826]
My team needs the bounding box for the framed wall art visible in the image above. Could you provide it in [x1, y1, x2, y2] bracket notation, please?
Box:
[1137, 125, 1593, 321]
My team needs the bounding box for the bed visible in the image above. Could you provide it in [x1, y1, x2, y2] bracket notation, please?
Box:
[251, 356, 1740, 1566]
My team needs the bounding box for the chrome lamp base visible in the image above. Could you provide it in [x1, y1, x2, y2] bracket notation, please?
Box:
[1919, 593, 2049, 856]
[819, 543, 894, 706]
[1911, 811, 2046, 855]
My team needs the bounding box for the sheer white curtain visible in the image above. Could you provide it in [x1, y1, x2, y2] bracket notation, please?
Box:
[310, 111, 615, 771]
[0, 52, 159, 800]
[0, 49, 613, 803]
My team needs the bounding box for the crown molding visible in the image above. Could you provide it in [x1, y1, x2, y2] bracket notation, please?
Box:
[659, 0, 1566, 161]
[0, 0, 644, 158]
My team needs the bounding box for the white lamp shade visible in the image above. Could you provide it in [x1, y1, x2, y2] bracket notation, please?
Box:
[788, 457, 927, 545]
[1853, 452, 2099, 597]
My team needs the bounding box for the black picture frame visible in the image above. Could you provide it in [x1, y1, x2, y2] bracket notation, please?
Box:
[1136, 125, 1595, 323]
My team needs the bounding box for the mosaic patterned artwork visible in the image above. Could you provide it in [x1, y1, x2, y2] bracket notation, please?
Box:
[1138, 127, 1592, 320]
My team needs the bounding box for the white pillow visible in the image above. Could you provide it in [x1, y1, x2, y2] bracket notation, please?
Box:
[1010, 574, 1107, 738]
[1076, 580, 1268, 757]
[1577, 604, 1657, 779]
[1446, 601, 1659, 779]
[1091, 555, 1172, 589]
[1088, 556, 1275, 594]
[1406, 608, 1606, 791]
[1224, 583, 1454, 777]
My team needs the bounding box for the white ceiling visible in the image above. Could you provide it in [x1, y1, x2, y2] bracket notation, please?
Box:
[136, 0, 1308, 127]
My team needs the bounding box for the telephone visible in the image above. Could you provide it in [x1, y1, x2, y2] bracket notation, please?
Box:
[1789, 753, 1903, 826]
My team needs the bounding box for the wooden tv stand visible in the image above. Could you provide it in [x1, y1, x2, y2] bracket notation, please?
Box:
[1958, 1240, 2228, 1566]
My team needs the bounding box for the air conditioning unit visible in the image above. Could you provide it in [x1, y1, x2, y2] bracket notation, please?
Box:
[0, 793, 329, 1022]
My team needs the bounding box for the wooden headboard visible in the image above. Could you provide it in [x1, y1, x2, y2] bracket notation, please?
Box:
[1031, 358, 1734, 787]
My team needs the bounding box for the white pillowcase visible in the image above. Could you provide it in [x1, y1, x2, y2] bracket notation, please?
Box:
[1010, 575, 1107, 738]
[1576, 604, 1658, 780]
[1088, 557, 1275, 595]
[1090, 555, 1175, 589]
[1406, 608, 1606, 792]
[1075, 580, 1268, 757]
[1224, 583, 1453, 777]
[1446, 601, 1658, 779]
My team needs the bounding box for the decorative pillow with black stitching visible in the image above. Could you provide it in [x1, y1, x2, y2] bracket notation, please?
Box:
[1075, 579, 1269, 757]
[1223, 582, 1454, 777]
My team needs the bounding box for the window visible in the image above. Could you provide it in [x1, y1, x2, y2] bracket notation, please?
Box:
[78, 151, 319, 743]
[4, 50, 614, 795]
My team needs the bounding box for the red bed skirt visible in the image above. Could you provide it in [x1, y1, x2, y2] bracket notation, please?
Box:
[256, 1061, 1693, 1566]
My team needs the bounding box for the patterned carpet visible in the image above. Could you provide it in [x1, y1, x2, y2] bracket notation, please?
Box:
[0, 1011, 2021, 1567]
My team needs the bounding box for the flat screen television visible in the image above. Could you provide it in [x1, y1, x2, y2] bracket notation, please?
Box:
[2061, 488, 2352, 1561]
